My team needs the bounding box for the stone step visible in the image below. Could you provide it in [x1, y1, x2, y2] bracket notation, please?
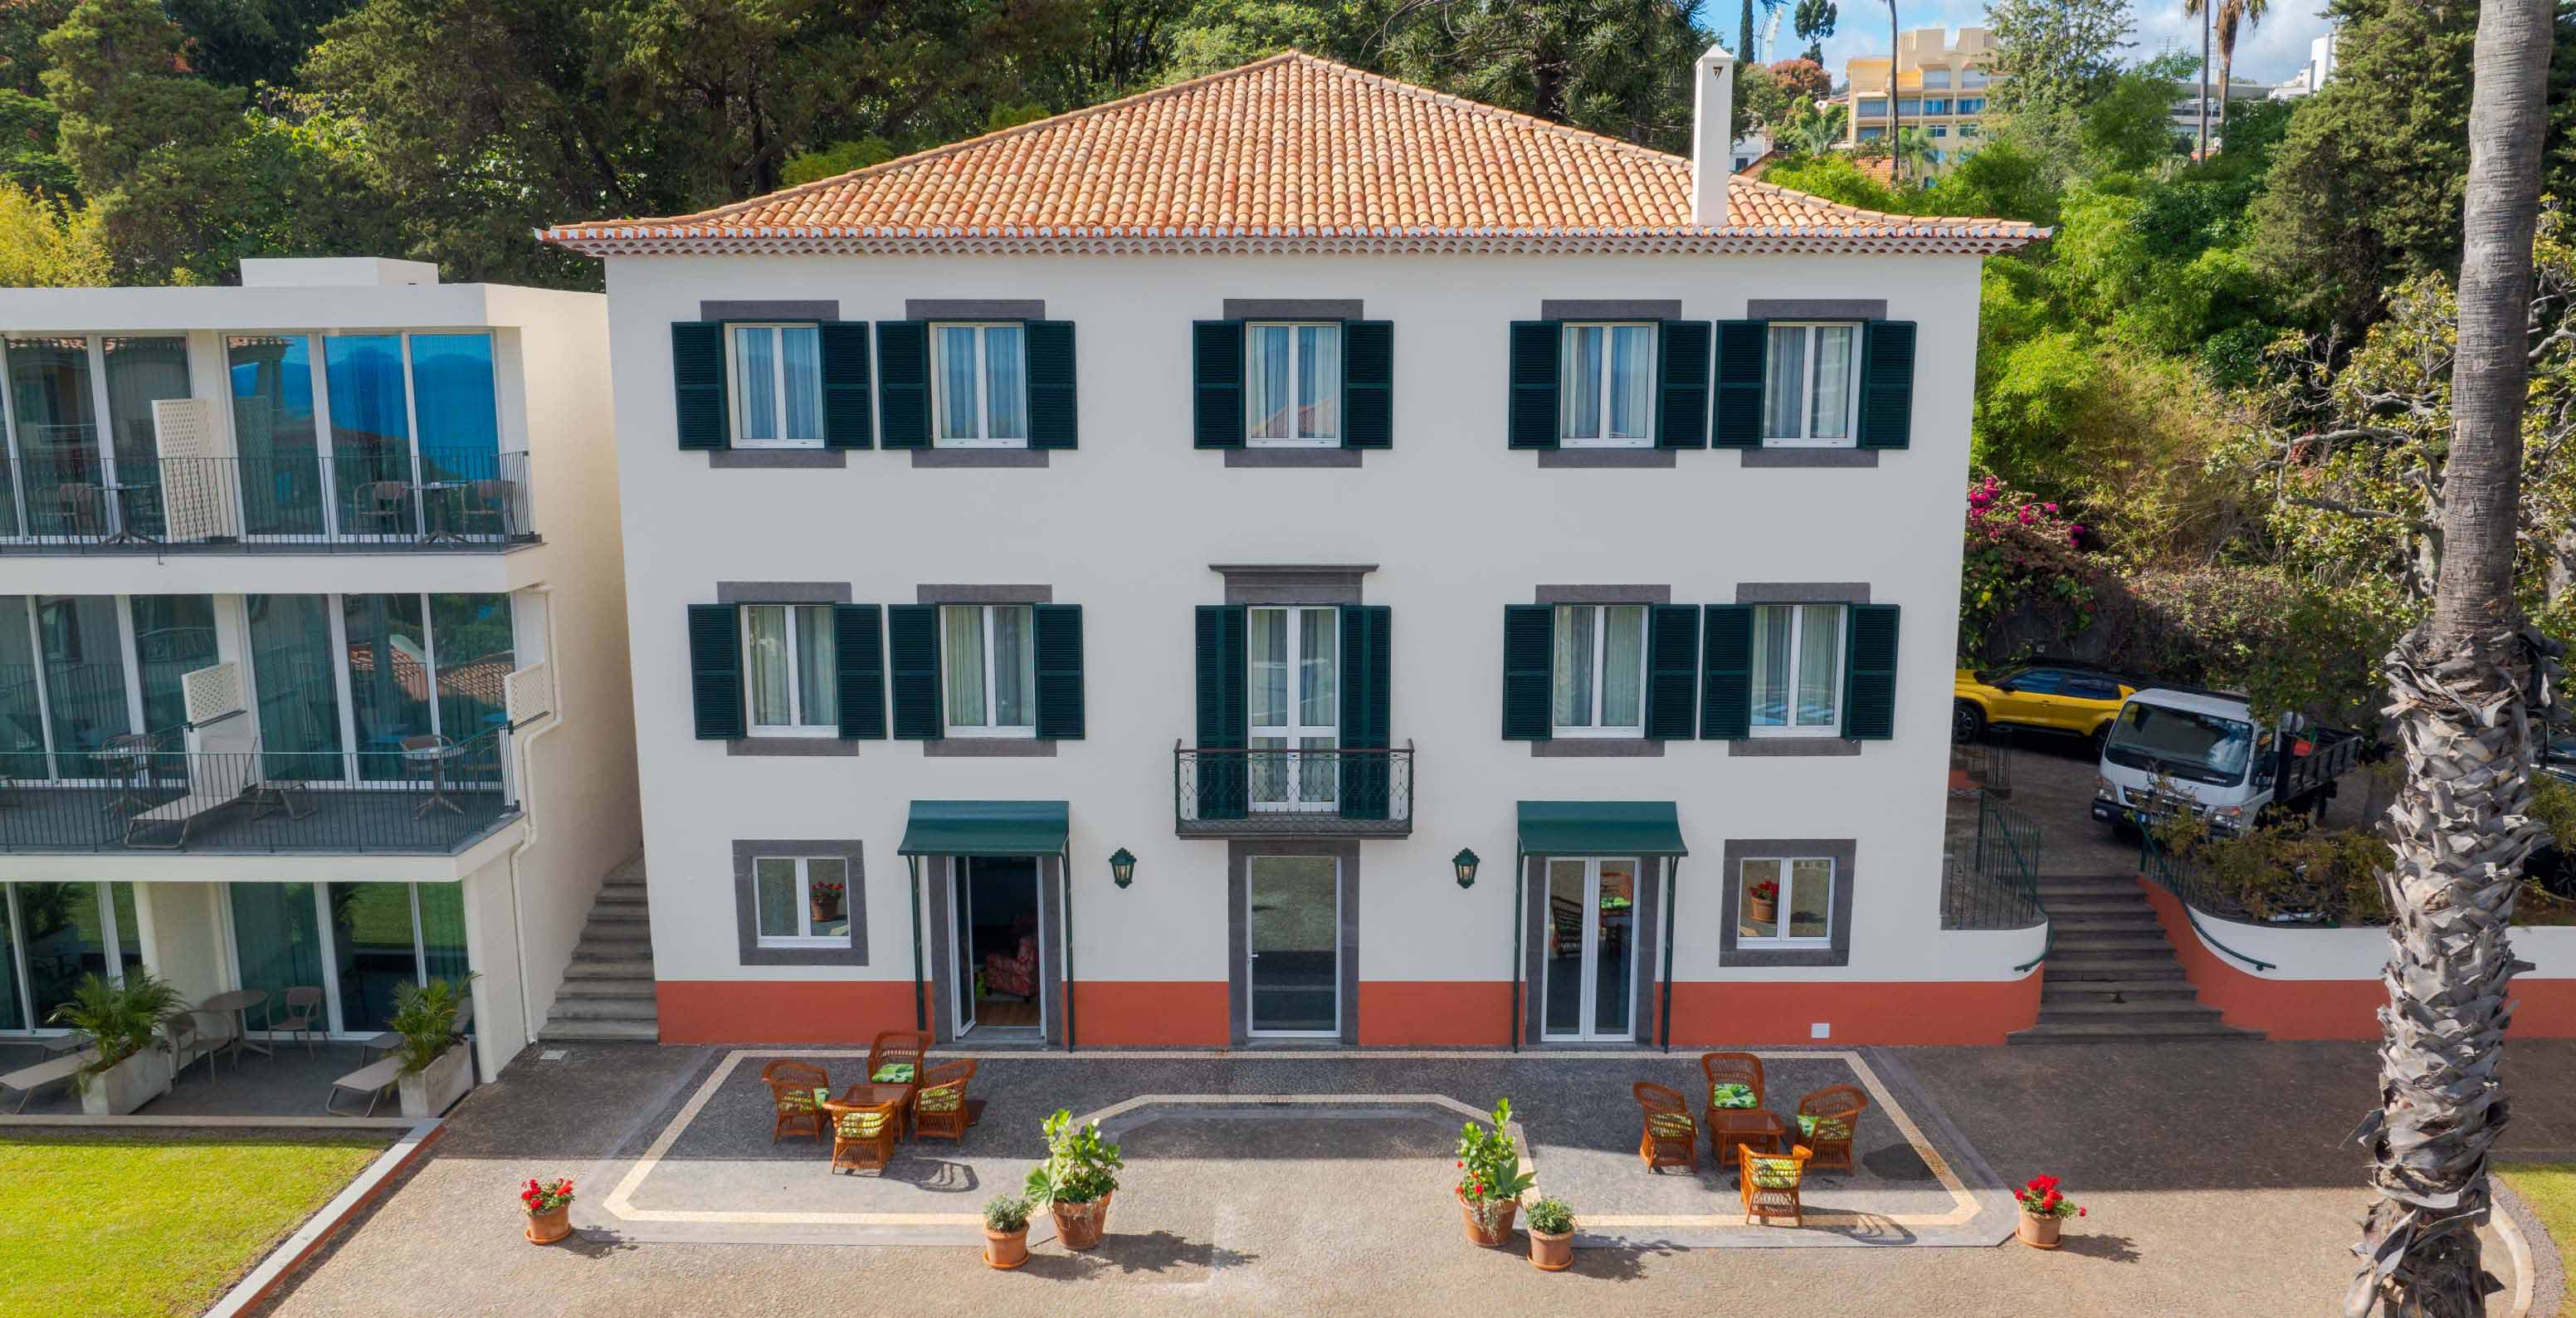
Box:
[2052, 934, 2175, 954]
[556, 976, 658, 998]
[537, 1019, 661, 1042]
[2042, 979, 2203, 1002]
[2043, 959, 2189, 981]
[564, 956, 657, 979]
[2050, 913, 2163, 931]
[2034, 1000, 2228, 1026]
[577, 925, 652, 948]
[2037, 879, 2141, 898]
[593, 887, 650, 906]
[548, 996, 660, 1022]
[2007, 1020, 2265, 1045]
[585, 908, 651, 927]
[2038, 892, 2147, 911]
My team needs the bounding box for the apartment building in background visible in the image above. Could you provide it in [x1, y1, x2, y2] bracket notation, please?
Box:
[1842, 27, 1997, 174]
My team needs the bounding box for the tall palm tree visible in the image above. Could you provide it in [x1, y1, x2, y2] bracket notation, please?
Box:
[2182, 0, 2271, 149]
[1891, 124, 1938, 182]
[2351, 3, 2557, 1316]
[1884, 1, 1902, 182]
[1779, 102, 1849, 157]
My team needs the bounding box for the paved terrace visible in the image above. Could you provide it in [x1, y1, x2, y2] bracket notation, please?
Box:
[243, 1038, 2573, 1317]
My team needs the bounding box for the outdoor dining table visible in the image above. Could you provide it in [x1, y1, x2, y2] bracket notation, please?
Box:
[100, 481, 159, 545]
[195, 988, 271, 1059]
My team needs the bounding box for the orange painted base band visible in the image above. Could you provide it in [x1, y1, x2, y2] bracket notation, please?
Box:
[1661, 975, 2043, 1046]
[2136, 877, 2576, 1039]
[656, 979, 920, 1044]
[1359, 981, 1516, 1045]
[1068, 981, 1228, 1045]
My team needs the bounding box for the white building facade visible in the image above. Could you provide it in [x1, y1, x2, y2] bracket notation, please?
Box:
[0, 259, 640, 1078]
[549, 51, 2048, 1048]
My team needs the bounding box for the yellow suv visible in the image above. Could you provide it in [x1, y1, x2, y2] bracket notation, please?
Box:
[1954, 664, 2138, 743]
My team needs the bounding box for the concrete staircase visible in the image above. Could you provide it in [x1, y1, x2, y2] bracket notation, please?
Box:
[2007, 874, 2265, 1045]
[537, 856, 660, 1043]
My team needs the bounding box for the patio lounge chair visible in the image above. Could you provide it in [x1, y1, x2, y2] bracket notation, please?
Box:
[1794, 1085, 1871, 1173]
[328, 1056, 403, 1116]
[1739, 1144, 1815, 1227]
[761, 1060, 830, 1143]
[2, 1047, 95, 1113]
[124, 721, 306, 849]
[822, 1094, 902, 1174]
[1633, 1081, 1698, 1174]
[911, 1060, 978, 1142]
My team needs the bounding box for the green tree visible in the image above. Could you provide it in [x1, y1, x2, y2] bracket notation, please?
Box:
[2077, 52, 2194, 175]
[1768, 56, 1829, 103]
[1377, 0, 1714, 154]
[1159, 0, 1381, 81]
[1891, 124, 1937, 179]
[0, 183, 105, 284]
[2180, 0, 2268, 144]
[1983, 0, 2133, 118]
[1773, 100, 1847, 156]
[1793, 0, 1836, 63]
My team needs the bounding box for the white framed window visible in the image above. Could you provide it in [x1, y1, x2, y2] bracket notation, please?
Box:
[1559, 323, 1656, 447]
[930, 323, 1027, 447]
[1248, 605, 1339, 810]
[940, 603, 1034, 736]
[1738, 857, 1832, 945]
[754, 856, 852, 947]
[1246, 323, 1340, 446]
[1761, 322, 1861, 447]
[741, 603, 837, 736]
[727, 324, 822, 448]
[1751, 603, 1844, 736]
[1550, 603, 1647, 737]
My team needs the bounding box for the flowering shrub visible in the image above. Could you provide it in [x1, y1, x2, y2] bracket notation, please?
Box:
[1747, 879, 1778, 902]
[520, 1177, 574, 1213]
[2015, 1174, 2084, 1220]
[811, 881, 846, 905]
[1456, 1098, 1537, 1228]
[1961, 475, 2097, 653]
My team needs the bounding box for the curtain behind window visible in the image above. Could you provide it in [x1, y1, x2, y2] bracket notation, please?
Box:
[1248, 325, 1290, 440]
[325, 336, 412, 529]
[1561, 327, 1603, 439]
[1607, 327, 1652, 440]
[1602, 606, 1645, 726]
[938, 327, 981, 440]
[229, 882, 324, 1018]
[983, 325, 1027, 440]
[130, 594, 217, 736]
[1552, 604, 1594, 726]
[1763, 329, 1807, 439]
[9, 338, 100, 538]
[248, 593, 345, 780]
[37, 595, 129, 777]
[0, 597, 42, 780]
[1751, 604, 1793, 726]
[409, 333, 500, 483]
[227, 336, 326, 536]
[101, 337, 188, 539]
[942, 606, 987, 725]
[779, 327, 822, 442]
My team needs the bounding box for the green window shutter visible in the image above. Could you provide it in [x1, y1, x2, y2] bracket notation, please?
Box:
[1857, 320, 1916, 450]
[1842, 603, 1901, 740]
[1027, 320, 1078, 450]
[1656, 320, 1712, 449]
[1501, 604, 1554, 740]
[1342, 320, 1394, 449]
[1700, 604, 1753, 740]
[672, 322, 729, 451]
[875, 321, 930, 449]
[818, 321, 873, 450]
[1194, 604, 1248, 819]
[887, 603, 942, 739]
[833, 603, 886, 739]
[1644, 603, 1700, 740]
[1193, 320, 1246, 449]
[1507, 320, 1561, 449]
[1338, 604, 1393, 819]
[685, 603, 743, 740]
[1032, 603, 1085, 739]
[1712, 320, 1767, 448]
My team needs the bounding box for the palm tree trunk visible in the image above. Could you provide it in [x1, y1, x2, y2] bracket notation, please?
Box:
[2350, 3, 2558, 1316]
[1886, 1, 1900, 184]
[2215, 18, 2236, 149]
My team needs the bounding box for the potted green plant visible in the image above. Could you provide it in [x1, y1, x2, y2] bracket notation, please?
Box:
[1525, 1195, 1574, 1271]
[390, 976, 478, 1118]
[520, 1177, 575, 1244]
[1455, 1098, 1536, 1247]
[47, 970, 183, 1116]
[1024, 1108, 1123, 1250]
[2013, 1174, 2086, 1248]
[983, 1194, 1032, 1268]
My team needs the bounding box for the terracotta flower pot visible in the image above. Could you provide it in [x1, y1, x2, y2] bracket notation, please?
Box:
[983, 1224, 1030, 1269]
[1527, 1226, 1573, 1271]
[2017, 1211, 2062, 1249]
[524, 1204, 572, 1245]
[812, 899, 842, 922]
[1748, 895, 1778, 925]
[1051, 1193, 1112, 1251]
[1459, 1194, 1519, 1247]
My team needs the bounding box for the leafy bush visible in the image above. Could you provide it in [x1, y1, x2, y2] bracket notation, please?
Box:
[1525, 1196, 1574, 1234]
[1024, 1109, 1122, 1207]
[2153, 813, 2389, 925]
[388, 976, 474, 1076]
[1455, 1098, 1537, 1214]
[47, 969, 183, 1083]
[983, 1194, 1031, 1232]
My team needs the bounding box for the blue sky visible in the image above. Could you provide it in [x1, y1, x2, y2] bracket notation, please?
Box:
[1770, 2, 2336, 86]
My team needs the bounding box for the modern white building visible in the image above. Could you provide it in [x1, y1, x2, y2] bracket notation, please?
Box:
[0, 258, 640, 1078]
[545, 50, 2050, 1049]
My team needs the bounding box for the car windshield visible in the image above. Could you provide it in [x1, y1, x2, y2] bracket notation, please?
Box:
[2103, 702, 2256, 787]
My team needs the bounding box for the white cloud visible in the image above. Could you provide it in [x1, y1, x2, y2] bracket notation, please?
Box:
[1780, 1, 2331, 86]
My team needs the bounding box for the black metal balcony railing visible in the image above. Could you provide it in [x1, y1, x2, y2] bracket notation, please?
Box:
[1174, 743, 1414, 837]
[1940, 795, 2045, 932]
[0, 446, 536, 553]
[0, 728, 516, 855]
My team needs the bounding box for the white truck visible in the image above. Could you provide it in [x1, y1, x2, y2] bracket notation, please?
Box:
[2090, 686, 2363, 837]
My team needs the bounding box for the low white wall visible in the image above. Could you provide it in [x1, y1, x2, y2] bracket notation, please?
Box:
[2183, 905, 2576, 979]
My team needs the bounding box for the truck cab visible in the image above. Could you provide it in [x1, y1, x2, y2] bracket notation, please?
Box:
[2091, 688, 2356, 837]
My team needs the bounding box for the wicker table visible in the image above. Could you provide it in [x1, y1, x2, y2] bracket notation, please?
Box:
[1710, 1110, 1788, 1179]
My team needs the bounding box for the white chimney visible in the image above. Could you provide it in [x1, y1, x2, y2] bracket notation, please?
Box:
[1690, 43, 1739, 227]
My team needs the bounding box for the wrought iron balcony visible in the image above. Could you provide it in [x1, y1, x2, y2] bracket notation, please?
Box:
[0, 442, 536, 554]
[1173, 742, 1414, 838]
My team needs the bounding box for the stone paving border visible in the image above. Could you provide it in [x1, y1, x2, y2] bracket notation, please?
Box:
[595, 1046, 2002, 1248]
[2495, 1176, 2557, 1318]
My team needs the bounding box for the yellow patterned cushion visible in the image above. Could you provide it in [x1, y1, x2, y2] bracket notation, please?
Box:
[917, 1086, 963, 1113]
[1709, 1082, 1758, 1110]
[1797, 1114, 1852, 1141]
[1749, 1156, 1802, 1189]
[836, 1110, 890, 1138]
[776, 1089, 816, 1112]
[871, 1063, 916, 1083]
[1647, 1111, 1695, 1138]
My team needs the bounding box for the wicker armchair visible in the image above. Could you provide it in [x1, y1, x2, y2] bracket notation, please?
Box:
[1739, 1144, 1814, 1227]
[1794, 1085, 1871, 1172]
[823, 1094, 902, 1174]
[760, 1060, 831, 1143]
[866, 1029, 930, 1128]
[1633, 1081, 1699, 1174]
[912, 1059, 977, 1142]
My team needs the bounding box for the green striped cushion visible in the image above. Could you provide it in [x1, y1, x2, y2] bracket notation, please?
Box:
[1709, 1082, 1758, 1110]
[917, 1086, 963, 1113]
[777, 1089, 817, 1112]
[1796, 1114, 1852, 1141]
[1647, 1111, 1695, 1138]
[836, 1110, 891, 1137]
[871, 1063, 916, 1083]
[1749, 1156, 1802, 1189]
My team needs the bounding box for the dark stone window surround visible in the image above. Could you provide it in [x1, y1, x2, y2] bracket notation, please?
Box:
[1519, 853, 1669, 1045]
[1213, 564, 1374, 607]
[1531, 585, 1670, 756]
[1740, 299, 1892, 468]
[1717, 838, 1858, 968]
[715, 583, 861, 757]
[698, 303, 848, 467]
[907, 300, 1051, 466]
[732, 839, 869, 966]
[917, 585, 1058, 755]
[1728, 583, 1871, 758]
[1217, 299, 1372, 466]
[920, 853, 1066, 1043]
[1531, 300, 1683, 467]
[1227, 840, 1361, 1046]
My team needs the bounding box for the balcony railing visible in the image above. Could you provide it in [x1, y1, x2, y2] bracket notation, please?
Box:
[0, 443, 537, 553]
[0, 725, 518, 855]
[1174, 742, 1414, 837]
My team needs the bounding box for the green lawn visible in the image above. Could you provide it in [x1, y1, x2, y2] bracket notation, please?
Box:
[2501, 1162, 2576, 1318]
[0, 1130, 387, 1318]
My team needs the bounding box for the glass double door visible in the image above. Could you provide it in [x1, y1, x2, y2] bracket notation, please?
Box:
[1543, 858, 1637, 1041]
[1247, 855, 1339, 1036]
[951, 857, 1042, 1036]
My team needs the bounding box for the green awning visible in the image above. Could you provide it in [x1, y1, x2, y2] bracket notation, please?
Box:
[898, 800, 1070, 857]
[1516, 801, 1688, 857]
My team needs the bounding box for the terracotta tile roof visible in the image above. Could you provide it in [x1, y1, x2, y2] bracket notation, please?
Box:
[543, 52, 2043, 256]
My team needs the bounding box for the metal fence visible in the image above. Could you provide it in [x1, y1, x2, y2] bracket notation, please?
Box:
[2136, 827, 2280, 971]
[1941, 794, 2046, 931]
[0, 447, 536, 552]
[1175, 743, 1414, 836]
[1952, 723, 2017, 797]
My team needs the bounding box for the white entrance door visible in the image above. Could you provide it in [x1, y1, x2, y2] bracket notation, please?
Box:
[1540, 858, 1639, 1041]
[1248, 606, 1338, 812]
